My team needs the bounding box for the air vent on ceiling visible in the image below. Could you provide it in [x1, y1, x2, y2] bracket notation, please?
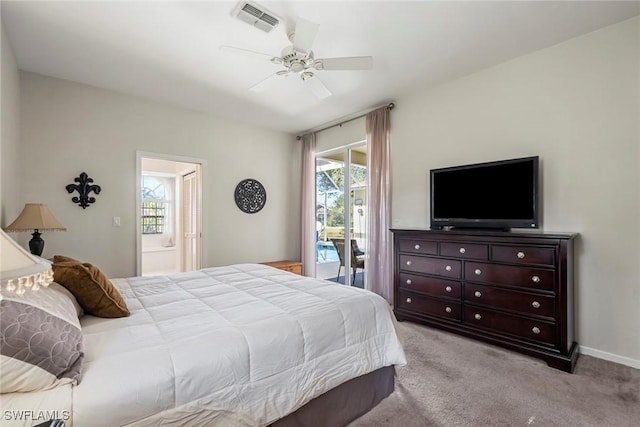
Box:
[232, 1, 280, 33]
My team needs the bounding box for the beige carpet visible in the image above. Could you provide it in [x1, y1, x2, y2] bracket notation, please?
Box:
[351, 321, 639, 427]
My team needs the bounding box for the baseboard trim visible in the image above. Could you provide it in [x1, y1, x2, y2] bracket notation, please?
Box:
[579, 345, 640, 370]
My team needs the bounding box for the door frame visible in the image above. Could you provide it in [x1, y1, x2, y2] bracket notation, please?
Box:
[135, 151, 207, 276]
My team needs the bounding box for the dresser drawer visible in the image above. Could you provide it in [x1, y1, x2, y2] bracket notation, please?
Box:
[464, 306, 556, 345]
[464, 283, 554, 318]
[440, 242, 489, 260]
[398, 291, 461, 321]
[399, 255, 461, 279]
[465, 262, 555, 291]
[397, 239, 437, 255]
[492, 245, 555, 266]
[399, 272, 461, 298]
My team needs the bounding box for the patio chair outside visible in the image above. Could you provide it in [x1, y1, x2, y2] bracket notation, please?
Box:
[331, 239, 365, 285]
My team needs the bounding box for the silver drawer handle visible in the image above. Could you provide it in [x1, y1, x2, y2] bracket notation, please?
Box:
[406, 260, 412, 266]
[532, 301, 541, 309]
[445, 286, 452, 292]
[414, 244, 420, 250]
[517, 251, 525, 259]
[445, 265, 452, 272]
[474, 291, 482, 298]
[459, 247, 466, 254]
[532, 327, 541, 334]
[406, 297, 412, 304]
[532, 275, 540, 283]
[474, 313, 482, 320]
[406, 279, 412, 285]
[445, 307, 452, 313]
[475, 269, 482, 275]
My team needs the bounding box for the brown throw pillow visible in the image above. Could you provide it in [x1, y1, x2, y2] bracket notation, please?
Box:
[53, 260, 130, 318]
[53, 255, 81, 264]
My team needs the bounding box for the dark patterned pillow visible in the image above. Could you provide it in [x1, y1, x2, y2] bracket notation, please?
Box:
[0, 282, 84, 393]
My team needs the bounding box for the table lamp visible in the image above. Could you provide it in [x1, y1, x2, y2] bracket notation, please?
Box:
[4, 203, 66, 256]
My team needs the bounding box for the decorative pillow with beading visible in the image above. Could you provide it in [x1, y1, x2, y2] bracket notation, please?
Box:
[0, 282, 84, 393]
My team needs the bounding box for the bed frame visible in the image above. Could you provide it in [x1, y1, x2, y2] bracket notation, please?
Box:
[271, 366, 395, 427]
[38, 367, 394, 427]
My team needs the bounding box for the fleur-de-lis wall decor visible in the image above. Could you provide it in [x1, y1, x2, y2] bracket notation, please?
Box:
[66, 172, 101, 209]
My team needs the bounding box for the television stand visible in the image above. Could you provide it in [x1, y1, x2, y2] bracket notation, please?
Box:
[391, 228, 578, 372]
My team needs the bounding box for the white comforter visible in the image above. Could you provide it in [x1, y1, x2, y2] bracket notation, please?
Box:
[6, 264, 405, 426]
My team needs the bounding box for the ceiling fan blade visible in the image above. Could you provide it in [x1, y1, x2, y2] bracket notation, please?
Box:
[249, 72, 288, 92]
[292, 18, 319, 54]
[315, 56, 373, 71]
[304, 74, 331, 99]
[220, 46, 282, 64]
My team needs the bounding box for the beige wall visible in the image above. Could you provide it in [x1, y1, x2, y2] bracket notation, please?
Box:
[17, 72, 301, 278]
[391, 17, 640, 366]
[0, 21, 21, 227]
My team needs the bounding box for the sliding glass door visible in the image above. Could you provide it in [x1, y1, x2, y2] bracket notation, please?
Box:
[315, 144, 367, 287]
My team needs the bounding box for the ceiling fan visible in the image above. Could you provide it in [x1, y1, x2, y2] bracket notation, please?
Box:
[221, 18, 373, 99]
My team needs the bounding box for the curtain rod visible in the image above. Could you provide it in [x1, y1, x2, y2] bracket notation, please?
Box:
[296, 102, 395, 140]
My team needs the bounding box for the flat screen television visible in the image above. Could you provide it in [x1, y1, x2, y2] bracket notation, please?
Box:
[430, 156, 539, 230]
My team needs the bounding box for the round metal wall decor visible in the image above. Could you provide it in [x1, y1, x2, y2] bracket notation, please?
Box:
[234, 178, 267, 214]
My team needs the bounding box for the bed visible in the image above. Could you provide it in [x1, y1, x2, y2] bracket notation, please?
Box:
[1, 263, 406, 426]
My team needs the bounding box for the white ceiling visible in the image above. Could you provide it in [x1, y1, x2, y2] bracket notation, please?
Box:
[2, 1, 639, 134]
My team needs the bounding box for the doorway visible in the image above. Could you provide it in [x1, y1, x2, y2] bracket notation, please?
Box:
[136, 152, 205, 276]
[315, 143, 367, 287]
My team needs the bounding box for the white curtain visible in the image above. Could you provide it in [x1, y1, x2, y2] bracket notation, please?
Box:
[365, 106, 393, 303]
[160, 177, 175, 247]
[301, 133, 317, 277]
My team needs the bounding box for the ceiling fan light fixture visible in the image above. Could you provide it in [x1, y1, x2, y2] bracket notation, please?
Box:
[290, 62, 305, 73]
[221, 16, 373, 100]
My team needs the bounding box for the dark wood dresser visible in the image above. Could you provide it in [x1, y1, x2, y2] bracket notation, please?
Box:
[391, 229, 578, 372]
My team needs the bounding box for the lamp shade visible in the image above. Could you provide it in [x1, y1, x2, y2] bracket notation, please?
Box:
[5, 204, 66, 231]
[0, 228, 49, 278]
[0, 228, 54, 298]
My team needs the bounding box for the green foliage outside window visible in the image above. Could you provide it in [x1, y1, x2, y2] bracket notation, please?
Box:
[142, 201, 165, 234]
[316, 162, 367, 228]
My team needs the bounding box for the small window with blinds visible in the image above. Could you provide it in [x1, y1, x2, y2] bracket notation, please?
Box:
[141, 176, 167, 235]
